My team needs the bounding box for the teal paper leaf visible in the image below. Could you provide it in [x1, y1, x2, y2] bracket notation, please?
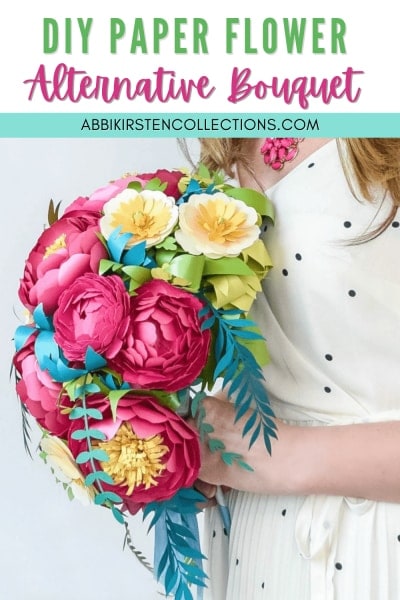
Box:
[94, 491, 123, 505]
[85, 471, 114, 486]
[200, 299, 277, 452]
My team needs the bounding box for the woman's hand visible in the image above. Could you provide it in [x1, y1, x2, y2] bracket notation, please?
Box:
[190, 396, 298, 496]
[191, 396, 400, 502]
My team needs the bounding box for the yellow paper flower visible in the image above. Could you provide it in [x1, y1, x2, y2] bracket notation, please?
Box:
[175, 192, 259, 259]
[40, 435, 94, 505]
[100, 189, 179, 248]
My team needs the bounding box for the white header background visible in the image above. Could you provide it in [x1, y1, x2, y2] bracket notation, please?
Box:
[0, 0, 397, 113]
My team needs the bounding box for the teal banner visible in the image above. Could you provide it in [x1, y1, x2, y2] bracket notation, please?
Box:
[0, 113, 399, 137]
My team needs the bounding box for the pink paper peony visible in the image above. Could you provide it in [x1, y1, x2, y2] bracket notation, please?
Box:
[114, 279, 211, 392]
[63, 175, 148, 216]
[14, 334, 71, 437]
[18, 213, 108, 315]
[53, 273, 131, 362]
[68, 394, 200, 513]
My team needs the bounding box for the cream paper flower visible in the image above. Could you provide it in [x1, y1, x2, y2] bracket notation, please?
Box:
[100, 188, 179, 248]
[40, 435, 94, 505]
[175, 192, 259, 259]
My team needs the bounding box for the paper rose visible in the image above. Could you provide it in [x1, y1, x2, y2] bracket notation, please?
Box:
[113, 279, 211, 392]
[100, 188, 179, 248]
[53, 273, 131, 362]
[68, 395, 201, 513]
[13, 335, 71, 437]
[40, 435, 95, 505]
[175, 192, 260, 259]
[18, 214, 107, 315]
[137, 169, 184, 198]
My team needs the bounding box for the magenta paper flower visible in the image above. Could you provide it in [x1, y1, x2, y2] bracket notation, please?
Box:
[114, 279, 211, 392]
[137, 169, 184, 198]
[14, 335, 71, 437]
[68, 395, 201, 513]
[18, 214, 107, 315]
[53, 273, 131, 362]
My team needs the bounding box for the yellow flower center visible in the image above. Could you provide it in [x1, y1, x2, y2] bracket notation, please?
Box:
[197, 199, 248, 244]
[96, 423, 169, 494]
[110, 196, 172, 243]
[44, 233, 67, 258]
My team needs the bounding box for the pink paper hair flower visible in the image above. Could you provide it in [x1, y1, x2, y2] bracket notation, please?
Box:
[14, 335, 71, 437]
[18, 214, 108, 316]
[68, 395, 201, 513]
[113, 279, 211, 392]
[53, 273, 131, 363]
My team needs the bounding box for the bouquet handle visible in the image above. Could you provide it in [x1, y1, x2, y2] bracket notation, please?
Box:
[215, 485, 231, 535]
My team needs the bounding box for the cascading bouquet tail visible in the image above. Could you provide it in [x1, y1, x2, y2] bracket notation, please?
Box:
[13, 164, 275, 599]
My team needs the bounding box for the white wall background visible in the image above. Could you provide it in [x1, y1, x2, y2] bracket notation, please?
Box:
[0, 138, 200, 600]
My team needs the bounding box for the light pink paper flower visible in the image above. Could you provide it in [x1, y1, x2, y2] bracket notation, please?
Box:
[68, 395, 200, 514]
[63, 175, 148, 216]
[53, 273, 131, 363]
[18, 214, 107, 315]
[14, 335, 71, 437]
[113, 279, 211, 392]
[100, 188, 179, 249]
[175, 192, 260, 259]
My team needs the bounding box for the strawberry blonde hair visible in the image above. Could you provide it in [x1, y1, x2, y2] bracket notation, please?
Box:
[197, 138, 400, 238]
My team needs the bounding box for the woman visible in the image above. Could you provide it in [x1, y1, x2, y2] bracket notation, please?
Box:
[194, 138, 400, 599]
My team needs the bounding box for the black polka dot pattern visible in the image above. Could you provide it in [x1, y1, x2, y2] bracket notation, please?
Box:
[282, 269, 288, 276]
[282, 509, 287, 516]
[348, 290, 356, 297]
[236, 558, 239, 566]
[325, 354, 333, 361]
[261, 582, 265, 589]
[308, 162, 315, 168]
[397, 534, 400, 542]
[344, 221, 352, 228]
[295, 253, 302, 261]
[392, 221, 400, 228]
[324, 386, 331, 393]
[212, 530, 216, 538]
[335, 562, 343, 570]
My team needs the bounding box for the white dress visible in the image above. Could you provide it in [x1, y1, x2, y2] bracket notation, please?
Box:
[204, 140, 400, 600]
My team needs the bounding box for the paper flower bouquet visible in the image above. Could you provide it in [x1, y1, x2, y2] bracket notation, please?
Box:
[13, 164, 275, 599]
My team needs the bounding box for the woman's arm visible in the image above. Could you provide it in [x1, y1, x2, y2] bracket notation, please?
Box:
[196, 396, 400, 503]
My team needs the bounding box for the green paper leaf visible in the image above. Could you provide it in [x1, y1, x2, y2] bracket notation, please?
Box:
[108, 388, 131, 421]
[155, 236, 178, 251]
[127, 181, 143, 191]
[47, 199, 62, 226]
[99, 259, 123, 275]
[144, 177, 167, 192]
[225, 187, 275, 221]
